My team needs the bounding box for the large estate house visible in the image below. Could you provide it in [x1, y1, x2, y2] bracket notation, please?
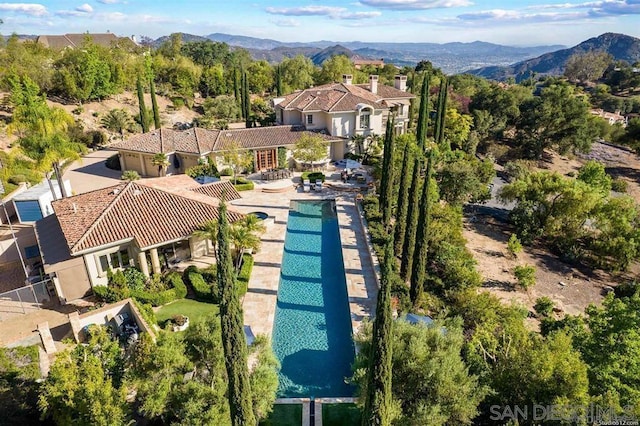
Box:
[273, 74, 414, 144]
[112, 75, 414, 175]
[34, 176, 243, 302]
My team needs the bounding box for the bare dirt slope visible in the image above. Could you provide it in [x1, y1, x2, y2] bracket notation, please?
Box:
[0, 91, 201, 150]
[465, 142, 640, 322]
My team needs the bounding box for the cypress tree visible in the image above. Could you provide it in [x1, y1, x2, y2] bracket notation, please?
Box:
[400, 157, 421, 282]
[361, 237, 394, 426]
[410, 149, 433, 305]
[136, 76, 149, 133]
[379, 114, 395, 226]
[275, 64, 283, 97]
[434, 78, 448, 149]
[217, 200, 256, 426]
[149, 78, 161, 130]
[415, 73, 430, 148]
[393, 140, 414, 255]
[233, 68, 241, 112]
[407, 70, 416, 130]
[243, 70, 251, 128]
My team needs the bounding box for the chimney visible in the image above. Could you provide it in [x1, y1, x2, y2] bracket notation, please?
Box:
[342, 74, 353, 85]
[369, 75, 378, 94]
[394, 75, 407, 92]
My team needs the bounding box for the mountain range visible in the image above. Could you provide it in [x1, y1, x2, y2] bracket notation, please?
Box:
[152, 33, 564, 74]
[467, 33, 640, 81]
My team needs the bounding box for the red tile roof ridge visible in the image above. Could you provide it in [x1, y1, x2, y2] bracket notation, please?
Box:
[70, 181, 135, 252]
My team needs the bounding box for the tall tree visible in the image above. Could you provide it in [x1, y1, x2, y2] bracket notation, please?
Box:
[136, 76, 149, 133]
[150, 78, 161, 130]
[216, 200, 256, 426]
[400, 158, 421, 282]
[410, 149, 433, 305]
[275, 64, 283, 97]
[233, 68, 241, 113]
[393, 137, 415, 255]
[101, 109, 133, 140]
[361, 237, 395, 426]
[243, 70, 251, 128]
[415, 73, 430, 148]
[379, 114, 396, 226]
[434, 78, 449, 148]
[151, 153, 170, 176]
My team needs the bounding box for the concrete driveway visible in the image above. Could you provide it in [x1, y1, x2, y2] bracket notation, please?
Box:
[63, 149, 122, 195]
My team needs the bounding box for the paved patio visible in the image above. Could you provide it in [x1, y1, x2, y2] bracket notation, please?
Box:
[235, 172, 379, 339]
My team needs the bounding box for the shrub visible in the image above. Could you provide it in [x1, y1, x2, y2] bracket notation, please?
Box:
[611, 178, 628, 193]
[172, 97, 185, 108]
[121, 170, 140, 181]
[88, 130, 107, 148]
[105, 154, 122, 170]
[132, 299, 157, 327]
[123, 267, 146, 292]
[514, 265, 536, 290]
[301, 171, 325, 183]
[236, 254, 253, 296]
[507, 234, 523, 257]
[93, 285, 122, 303]
[72, 105, 84, 115]
[534, 297, 555, 317]
[8, 175, 26, 185]
[183, 266, 216, 302]
[503, 160, 533, 182]
[165, 272, 187, 299]
[234, 179, 255, 191]
[185, 163, 219, 179]
[219, 167, 233, 176]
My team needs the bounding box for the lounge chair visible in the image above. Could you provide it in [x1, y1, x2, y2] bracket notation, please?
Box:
[315, 179, 323, 191]
[303, 179, 311, 192]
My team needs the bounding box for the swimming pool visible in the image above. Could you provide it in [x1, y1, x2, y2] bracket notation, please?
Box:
[272, 200, 355, 398]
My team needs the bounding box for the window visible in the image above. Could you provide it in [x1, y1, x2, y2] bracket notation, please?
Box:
[97, 249, 131, 275]
[360, 113, 370, 129]
[306, 114, 313, 125]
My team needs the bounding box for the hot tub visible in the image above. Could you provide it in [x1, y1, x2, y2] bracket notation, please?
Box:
[248, 211, 273, 227]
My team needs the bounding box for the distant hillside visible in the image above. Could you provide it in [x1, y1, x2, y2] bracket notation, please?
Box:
[310, 45, 362, 65]
[467, 33, 640, 81]
[149, 33, 563, 74]
[152, 33, 210, 47]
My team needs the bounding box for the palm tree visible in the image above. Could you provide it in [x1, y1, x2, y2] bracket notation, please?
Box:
[101, 109, 133, 140]
[230, 214, 265, 270]
[121, 170, 140, 181]
[151, 153, 170, 176]
[193, 219, 219, 257]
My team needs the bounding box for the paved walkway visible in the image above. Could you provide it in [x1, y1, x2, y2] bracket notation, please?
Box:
[236, 173, 378, 339]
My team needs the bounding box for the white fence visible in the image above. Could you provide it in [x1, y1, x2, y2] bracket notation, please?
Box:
[0, 279, 52, 321]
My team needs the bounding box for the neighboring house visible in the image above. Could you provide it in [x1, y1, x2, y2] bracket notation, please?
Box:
[590, 108, 628, 127]
[273, 74, 414, 152]
[34, 175, 243, 302]
[111, 125, 340, 175]
[36, 33, 135, 49]
[11, 179, 72, 223]
[353, 58, 385, 69]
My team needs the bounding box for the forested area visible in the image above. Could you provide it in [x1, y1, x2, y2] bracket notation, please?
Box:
[1, 31, 640, 424]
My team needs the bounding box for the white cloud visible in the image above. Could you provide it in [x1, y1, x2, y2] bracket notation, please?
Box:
[0, 3, 47, 16]
[270, 18, 301, 27]
[97, 0, 121, 3]
[358, 0, 472, 10]
[76, 3, 93, 13]
[265, 6, 345, 16]
[265, 5, 381, 19]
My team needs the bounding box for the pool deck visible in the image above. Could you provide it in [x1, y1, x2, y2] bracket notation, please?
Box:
[233, 176, 378, 340]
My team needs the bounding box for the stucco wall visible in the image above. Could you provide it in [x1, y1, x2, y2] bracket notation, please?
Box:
[331, 112, 356, 138]
[55, 259, 92, 301]
[84, 242, 134, 288]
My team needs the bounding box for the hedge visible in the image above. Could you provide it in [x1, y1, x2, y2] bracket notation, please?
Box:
[93, 271, 187, 307]
[183, 266, 219, 303]
[301, 171, 325, 182]
[233, 178, 255, 191]
[236, 253, 253, 297]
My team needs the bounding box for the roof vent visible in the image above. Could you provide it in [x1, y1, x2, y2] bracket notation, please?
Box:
[133, 189, 142, 196]
[226, 133, 232, 137]
[72, 203, 77, 213]
[112, 188, 120, 195]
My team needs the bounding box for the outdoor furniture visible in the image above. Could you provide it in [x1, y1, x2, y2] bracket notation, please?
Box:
[303, 179, 311, 192]
[315, 180, 323, 191]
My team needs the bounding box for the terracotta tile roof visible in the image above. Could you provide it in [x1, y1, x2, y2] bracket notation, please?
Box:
[113, 125, 338, 155]
[278, 82, 414, 113]
[36, 33, 120, 49]
[52, 181, 244, 254]
[213, 125, 337, 151]
[189, 181, 242, 202]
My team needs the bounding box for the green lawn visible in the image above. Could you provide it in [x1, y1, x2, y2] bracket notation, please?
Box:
[260, 404, 302, 426]
[155, 298, 219, 326]
[322, 403, 362, 426]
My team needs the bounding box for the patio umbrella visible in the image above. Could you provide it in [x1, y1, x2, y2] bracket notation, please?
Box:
[342, 159, 362, 169]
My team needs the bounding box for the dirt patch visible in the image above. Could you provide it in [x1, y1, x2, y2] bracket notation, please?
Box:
[464, 217, 613, 327]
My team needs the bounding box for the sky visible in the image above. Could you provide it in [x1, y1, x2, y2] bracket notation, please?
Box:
[0, 0, 639, 47]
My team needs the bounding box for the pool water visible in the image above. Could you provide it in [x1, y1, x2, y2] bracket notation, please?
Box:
[272, 200, 355, 398]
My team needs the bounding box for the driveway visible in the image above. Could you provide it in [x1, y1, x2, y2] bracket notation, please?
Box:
[63, 149, 122, 195]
